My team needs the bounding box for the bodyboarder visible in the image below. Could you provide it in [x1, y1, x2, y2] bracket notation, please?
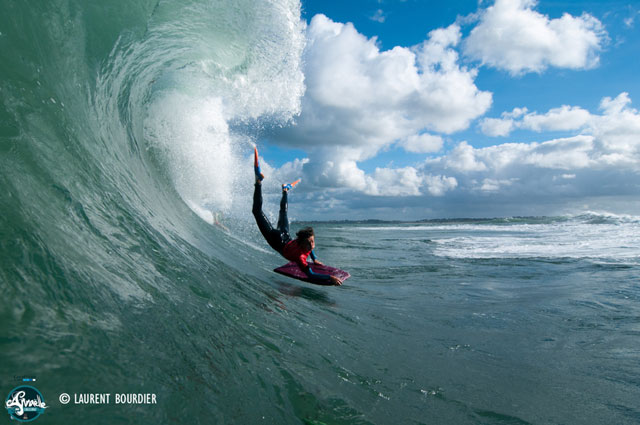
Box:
[251, 147, 343, 286]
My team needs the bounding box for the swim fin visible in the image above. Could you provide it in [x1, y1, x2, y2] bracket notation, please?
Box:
[282, 179, 300, 192]
[254, 146, 264, 182]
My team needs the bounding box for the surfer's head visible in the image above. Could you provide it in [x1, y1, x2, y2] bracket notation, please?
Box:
[296, 227, 315, 251]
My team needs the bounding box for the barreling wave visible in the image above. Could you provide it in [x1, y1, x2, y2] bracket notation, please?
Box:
[0, 0, 315, 423]
[5, 3, 639, 422]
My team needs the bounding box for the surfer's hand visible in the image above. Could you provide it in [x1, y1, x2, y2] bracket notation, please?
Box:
[314, 260, 323, 265]
[330, 276, 342, 286]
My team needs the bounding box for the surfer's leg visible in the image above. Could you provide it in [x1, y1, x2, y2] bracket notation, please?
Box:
[252, 183, 285, 252]
[252, 183, 272, 233]
[276, 189, 290, 237]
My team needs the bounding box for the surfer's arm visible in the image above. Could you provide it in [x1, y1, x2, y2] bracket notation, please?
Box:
[309, 250, 322, 265]
[303, 265, 330, 280]
[302, 265, 342, 286]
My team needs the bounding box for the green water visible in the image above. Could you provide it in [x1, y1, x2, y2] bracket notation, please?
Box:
[2, 0, 640, 423]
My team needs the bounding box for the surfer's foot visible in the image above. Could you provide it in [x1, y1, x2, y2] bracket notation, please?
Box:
[254, 146, 264, 183]
[282, 179, 300, 192]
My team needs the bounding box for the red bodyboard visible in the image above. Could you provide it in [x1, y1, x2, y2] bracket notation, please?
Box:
[273, 262, 350, 284]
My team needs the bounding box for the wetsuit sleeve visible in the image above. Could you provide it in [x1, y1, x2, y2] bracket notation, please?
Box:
[310, 250, 317, 261]
[294, 250, 332, 283]
[302, 265, 332, 283]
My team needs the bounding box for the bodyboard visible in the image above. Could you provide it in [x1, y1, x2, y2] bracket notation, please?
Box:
[273, 262, 350, 284]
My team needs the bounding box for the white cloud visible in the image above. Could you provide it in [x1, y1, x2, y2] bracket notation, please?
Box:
[464, 0, 607, 75]
[524, 136, 594, 169]
[300, 158, 367, 191]
[426, 93, 640, 180]
[479, 178, 518, 192]
[366, 167, 422, 196]
[271, 14, 490, 154]
[400, 133, 444, 153]
[370, 9, 386, 23]
[481, 104, 591, 136]
[424, 174, 459, 196]
[404, 93, 640, 217]
[293, 157, 458, 198]
[266, 14, 491, 198]
[624, 10, 639, 28]
[437, 135, 596, 172]
[254, 11, 637, 218]
[278, 89, 640, 217]
[480, 117, 516, 137]
[282, 92, 639, 213]
[364, 168, 457, 197]
[521, 105, 591, 132]
[591, 93, 640, 160]
[444, 141, 488, 172]
[479, 94, 640, 163]
[479, 107, 530, 136]
[600, 92, 631, 114]
[553, 174, 576, 181]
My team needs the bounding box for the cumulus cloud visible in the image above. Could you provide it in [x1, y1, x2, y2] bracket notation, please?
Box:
[400, 133, 444, 153]
[317, 90, 633, 217]
[424, 174, 459, 196]
[479, 93, 639, 157]
[425, 93, 640, 194]
[480, 117, 516, 137]
[280, 100, 640, 217]
[257, 11, 636, 218]
[290, 14, 491, 148]
[478, 178, 518, 192]
[444, 141, 488, 172]
[266, 14, 490, 198]
[521, 105, 591, 132]
[364, 168, 458, 196]
[464, 0, 607, 75]
[435, 135, 598, 173]
[480, 104, 591, 136]
[286, 155, 458, 198]
[591, 93, 640, 161]
[479, 107, 528, 136]
[366, 167, 423, 196]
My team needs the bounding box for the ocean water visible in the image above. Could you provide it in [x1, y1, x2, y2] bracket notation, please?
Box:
[1, 0, 640, 424]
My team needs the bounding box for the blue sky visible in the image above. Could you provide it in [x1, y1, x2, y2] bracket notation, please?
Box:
[255, 0, 640, 220]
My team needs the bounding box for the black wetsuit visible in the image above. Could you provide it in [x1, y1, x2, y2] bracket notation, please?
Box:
[252, 183, 331, 282]
[252, 183, 291, 254]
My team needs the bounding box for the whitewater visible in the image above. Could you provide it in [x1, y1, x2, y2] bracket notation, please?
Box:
[1, 0, 639, 424]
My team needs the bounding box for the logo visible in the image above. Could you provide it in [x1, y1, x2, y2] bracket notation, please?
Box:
[5, 386, 47, 422]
